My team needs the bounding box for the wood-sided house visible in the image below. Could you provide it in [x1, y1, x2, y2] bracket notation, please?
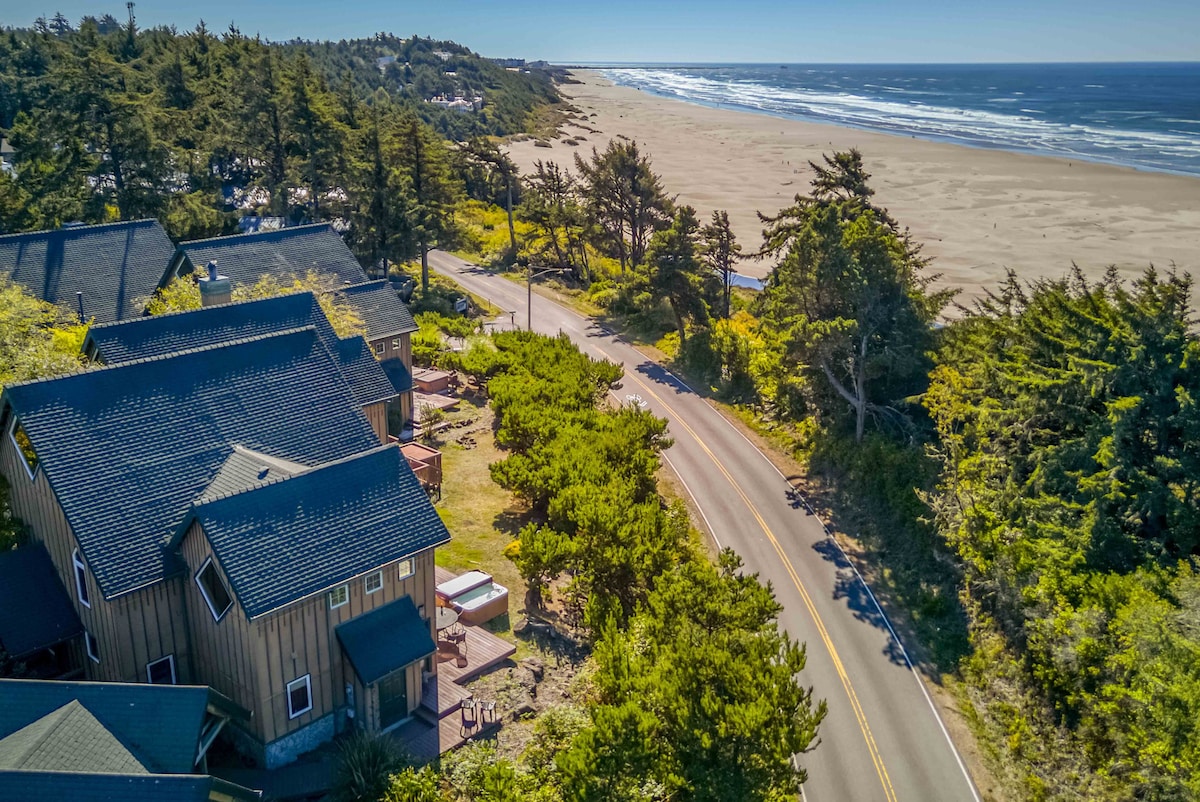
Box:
[163, 225, 419, 436]
[82, 291, 398, 443]
[0, 315, 451, 767]
[0, 219, 177, 323]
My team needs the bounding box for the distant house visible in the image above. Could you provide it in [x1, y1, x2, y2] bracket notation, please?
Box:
[0, 678, 258, 800]
[0, 320, 451, 767]
[82, 291, 399, 442]
[166, 223, 369, 290]
[165, 226, 420, 435]
[0, 219, 176, 323]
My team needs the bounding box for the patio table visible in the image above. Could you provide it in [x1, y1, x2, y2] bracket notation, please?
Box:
[436, 606, 459, 632]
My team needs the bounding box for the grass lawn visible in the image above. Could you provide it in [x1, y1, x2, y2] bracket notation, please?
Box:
[429, 400, 534, 656]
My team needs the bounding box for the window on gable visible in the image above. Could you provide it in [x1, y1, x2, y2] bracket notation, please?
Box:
[373, 342, 385, 355]
[196, 559, 233, 621]
[287, 675, 312, 719]
[391, 338, 402, 350]
[329, 584, 349, 609]
[9, 419, 38, 479]
[72, 549, 91, 608]
[85, 631, 100, 664]
[397, 559, 414, 580]
[365, 571, 383, 595]
[146, 655, 176, 685]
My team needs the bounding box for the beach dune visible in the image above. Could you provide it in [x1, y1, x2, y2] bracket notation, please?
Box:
[506, 71, 1200, 304]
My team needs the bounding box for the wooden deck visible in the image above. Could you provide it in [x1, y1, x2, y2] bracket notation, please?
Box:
[393, 568, 516, 761]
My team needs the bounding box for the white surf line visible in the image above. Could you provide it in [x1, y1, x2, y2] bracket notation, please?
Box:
[640, 360, 983, 802]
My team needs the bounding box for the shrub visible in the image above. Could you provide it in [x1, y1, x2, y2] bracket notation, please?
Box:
[332, 731, 407, 802]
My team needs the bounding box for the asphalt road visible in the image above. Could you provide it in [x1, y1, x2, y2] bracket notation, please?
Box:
[428, 250, 981, 802]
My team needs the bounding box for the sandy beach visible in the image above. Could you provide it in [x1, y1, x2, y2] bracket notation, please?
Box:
[507, 71, 1200, 303]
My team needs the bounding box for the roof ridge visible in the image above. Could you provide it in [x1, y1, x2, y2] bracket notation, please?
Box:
[341, 278, 391, 291]
[87, 290, 318, 332]
[192, 443, 397, 508]
[0, 219, 159, 242]
[5, 326, 319, 391]
[178, 222, 334, 248]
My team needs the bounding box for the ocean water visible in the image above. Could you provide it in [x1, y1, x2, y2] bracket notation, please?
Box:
[595, 63, 1200, 177]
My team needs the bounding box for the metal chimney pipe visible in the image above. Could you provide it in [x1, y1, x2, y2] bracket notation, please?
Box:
[76, 291, 85, 323]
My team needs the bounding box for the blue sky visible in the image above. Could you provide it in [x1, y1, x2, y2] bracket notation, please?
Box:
[7, 0, 1199, 62]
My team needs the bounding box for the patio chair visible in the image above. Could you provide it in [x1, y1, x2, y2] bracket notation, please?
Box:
[460, 698, 477, 736]
[480, 699, 496, 723]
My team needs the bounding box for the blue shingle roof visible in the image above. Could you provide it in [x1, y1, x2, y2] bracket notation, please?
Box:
[341, 280, 418, 340]
[177, 224, 368, 289]
[187, 445, 449, 619]
[0, 545, 84, 658]
[0, 220, 175, 323]
[336, 596, 435, 684]
[83, 293, 396, 407]
[0, 680, 234, 774]
[1, 329, 381, 599]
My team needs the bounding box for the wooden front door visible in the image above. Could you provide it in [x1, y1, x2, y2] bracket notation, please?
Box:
[378, 668, 409, 730]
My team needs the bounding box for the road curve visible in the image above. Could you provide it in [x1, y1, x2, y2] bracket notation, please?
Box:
[428, 250, 981, 802]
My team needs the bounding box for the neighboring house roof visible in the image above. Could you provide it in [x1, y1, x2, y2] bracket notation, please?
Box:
[184, 445, 450, 619]
[0, 679, 246, 775]
[0, 544, 84, 659]
[334, 335, 399, 407]
[0, 771, 260, 802]
[0, 699, 148, 774]
[1, 328, 381, 599]
[82, 292, 397, 407]
[0, 219, 176, 323]
[175, 224, 368, 289]
[381, 359, 414, 396]
[341, 280, 418, 340]
[335, 596, 435, 684]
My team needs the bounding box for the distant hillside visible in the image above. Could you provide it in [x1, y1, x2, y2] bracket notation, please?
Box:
[0, 14, 562, 239]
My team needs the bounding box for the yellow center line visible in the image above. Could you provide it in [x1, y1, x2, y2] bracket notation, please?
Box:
[609, 354, 899, 802]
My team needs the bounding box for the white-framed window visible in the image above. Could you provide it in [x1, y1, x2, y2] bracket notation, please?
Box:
[195, 558, 233, 621]
[146, 655, 176, 685]
[328, 584, 349, 609]
[397, 559, 414, 580]
[8, 418, 38, 479]
[72, 549, 91, 608]
[391, 338, 402, 350]
[84, 631, 100, 664]
[287, 675, 312, 719]
[364, 571, 383, 595]
[373, 342, 385, 355]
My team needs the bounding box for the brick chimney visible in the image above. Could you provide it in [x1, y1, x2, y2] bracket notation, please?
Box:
[198, 261, 231, 307]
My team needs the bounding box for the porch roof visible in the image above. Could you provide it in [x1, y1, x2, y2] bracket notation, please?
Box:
[335, 596, 435, 685]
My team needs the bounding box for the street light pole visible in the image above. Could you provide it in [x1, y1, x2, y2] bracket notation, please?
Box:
[525, 264, 565, 332]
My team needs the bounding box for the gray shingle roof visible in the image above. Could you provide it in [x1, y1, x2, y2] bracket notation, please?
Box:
[177, 224, 368, 289]
[0, 680, 220, 774]
[1, 329, 381, 599]
[381, 359, 413, 395]
[186, 445, 449, 619]
[195, 447, 305, 505]
[335, 595, 436, 684]
[0, 771, 260, 801]
[341, 280, 418, 340]
[0, 544, 84, 658]
[0, 699, 149, 774]
[0, 220, 175, 323]
[83, 292, 396, 407]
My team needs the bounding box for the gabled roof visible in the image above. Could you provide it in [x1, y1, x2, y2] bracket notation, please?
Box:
[185, 445, 450, 619]
[1, 328, 381, 599]
[0, 679, 242, 775]
[0, 544, 84, 658]
[0, 699, 148, 774]
[341, 280, 418, 340]
[0, 219, 176, 323]
[336, 595, 436, 684]
[0, 771, 260, 802]
[195, 446, 305, 505]
[176, 224, 368, 289]
[382, 359, 414, 395]
[82, 292, 397, 407]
